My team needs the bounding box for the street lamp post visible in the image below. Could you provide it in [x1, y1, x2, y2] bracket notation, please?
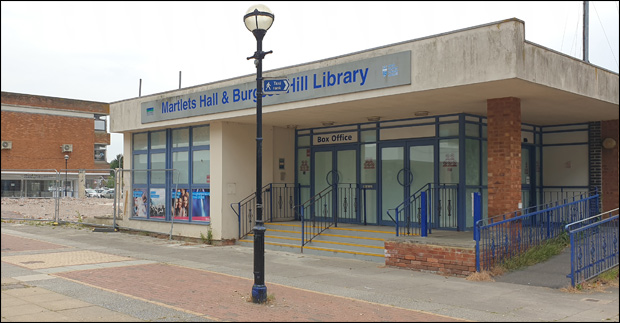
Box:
[244, 3, 274, 304]
[64, 155, 69, 197]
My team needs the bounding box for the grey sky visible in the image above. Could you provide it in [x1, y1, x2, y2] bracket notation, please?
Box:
[2, 1, 619, 162]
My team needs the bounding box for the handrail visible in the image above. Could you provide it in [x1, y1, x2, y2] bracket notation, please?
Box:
[231, 183, 298, 240]
[299, 185, 336, 252]
[481, 188, 598, 227]
[564, 208, 619, 287]
[475, 192, 600, 272]
[386, 183, 458, 237]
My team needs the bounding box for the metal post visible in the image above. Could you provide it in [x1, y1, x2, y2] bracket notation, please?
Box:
[64, 155, 69, 197]
[251, 31, 267, 304]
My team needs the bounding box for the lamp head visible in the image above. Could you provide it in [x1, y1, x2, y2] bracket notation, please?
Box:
[64, 155, 69, 160]
[244, 4, 274, 40]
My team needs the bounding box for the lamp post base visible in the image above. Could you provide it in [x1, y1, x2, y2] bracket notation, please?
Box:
[251, 284, 267, 303]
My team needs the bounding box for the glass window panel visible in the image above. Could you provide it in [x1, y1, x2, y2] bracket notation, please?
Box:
[172, 151, 189, 184]
[172, 129, 190, 148]
[361, 130, 376, 143]
[465, 124, 479, 137]
[361, 144, 376, 183]
[193, 126, 210, 146]
[297, 148, 310, 186]
[482, 125, 487, 139]
[466, 139, 480, 185]
[150, 153, 166, 184]
[522, 131, 534, 144]
[193, 150, 210, 184]
[542, 131, 587, 144]
[297, 136, 310, 147]
[133, 154, 147, 184]
[150, 131, 166, 150]
[380, 125, 435, 140]
[439, 123, 458, 137]
[134, 133, 148, 151]
[542, 145, 588, 186]
[482, 141, 488, 185]
[439, 139, 459, 183]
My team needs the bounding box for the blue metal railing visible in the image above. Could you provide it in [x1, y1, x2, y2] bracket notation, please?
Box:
[565, 208, 619, 287]
[230, 183, 298, 239]
[386, 183, 458, 236]
[475, 191, 599, 271]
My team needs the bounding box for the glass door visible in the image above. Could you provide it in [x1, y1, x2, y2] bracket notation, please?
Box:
[312, 145, 358, 223]
[521, 145, 535, 210]
[379, 140, 435, 226]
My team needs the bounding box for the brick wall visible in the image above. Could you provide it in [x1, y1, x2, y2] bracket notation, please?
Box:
[1, 91, 109, 114]
[601, 119, 619, 211]
[385, 240, 476, 277]
[486, 97, 522, 217]
[1, 111, 98, 170]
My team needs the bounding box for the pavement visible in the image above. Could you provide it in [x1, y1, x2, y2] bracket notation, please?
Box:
[1, 219, 618, 322]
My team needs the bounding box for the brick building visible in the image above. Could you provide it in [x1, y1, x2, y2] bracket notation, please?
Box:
[1, 91, 111, 197]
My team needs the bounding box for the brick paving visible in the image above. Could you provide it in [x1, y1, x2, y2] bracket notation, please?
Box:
[56, 263, 467, 322]
[1, 233, 68, 252]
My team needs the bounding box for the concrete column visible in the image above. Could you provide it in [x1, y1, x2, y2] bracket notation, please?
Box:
[601, 119, 619, 211]
[79, 170, 86, 198]
[487, 97, 522, 218]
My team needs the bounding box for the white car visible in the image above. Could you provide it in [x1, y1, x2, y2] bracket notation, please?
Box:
[101, 189, 115, 198]
[85, 189, 102, 198]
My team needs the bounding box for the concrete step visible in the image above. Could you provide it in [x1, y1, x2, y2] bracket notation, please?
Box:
[238, 222, 394, 263]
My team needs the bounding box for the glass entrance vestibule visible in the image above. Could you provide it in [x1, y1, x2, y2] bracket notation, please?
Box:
[296, 113, 554, 232]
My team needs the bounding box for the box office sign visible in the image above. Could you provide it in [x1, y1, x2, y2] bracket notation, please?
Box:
[141, 51, 411, 123]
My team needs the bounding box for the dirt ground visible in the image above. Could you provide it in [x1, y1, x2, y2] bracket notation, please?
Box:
[1, 197, 121, 222]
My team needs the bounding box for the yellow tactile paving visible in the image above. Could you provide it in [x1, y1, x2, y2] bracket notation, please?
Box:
[1, 250, 133, 269]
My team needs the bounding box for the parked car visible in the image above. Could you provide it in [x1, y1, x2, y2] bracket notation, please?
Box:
[85, 189, 102, 198]
[101, 189, 115, 199]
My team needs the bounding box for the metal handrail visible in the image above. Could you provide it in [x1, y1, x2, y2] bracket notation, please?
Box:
[299, 185, 336, 252]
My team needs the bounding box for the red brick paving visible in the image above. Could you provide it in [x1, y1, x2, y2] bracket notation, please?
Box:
[1, 233, 69, 253]
[56, 263, 468, 322]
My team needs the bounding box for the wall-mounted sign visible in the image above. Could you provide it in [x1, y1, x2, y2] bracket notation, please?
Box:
[313, 132, 358, 145]
[141, 51, 411, 124]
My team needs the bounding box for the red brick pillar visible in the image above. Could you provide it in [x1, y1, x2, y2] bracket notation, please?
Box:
[487, 97, 522, 218]
[601, 119, 619, 212]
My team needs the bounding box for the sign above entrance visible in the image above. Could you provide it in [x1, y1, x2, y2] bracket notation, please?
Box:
[140, 51, 411, 124]
[313, 132, 358, 145]
[263, 78, 289, 94]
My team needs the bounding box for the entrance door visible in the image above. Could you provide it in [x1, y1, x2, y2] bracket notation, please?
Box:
[521, 145, 536, 209]
[313, 145, 358, 223]
[379, 141, 435, 226]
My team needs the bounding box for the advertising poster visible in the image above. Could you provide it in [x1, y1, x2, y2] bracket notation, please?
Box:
[133, 188, 148, 217]
[171, 188, 190, 220]
[149, 188, 166, 219]
[191, 188, 210, 223]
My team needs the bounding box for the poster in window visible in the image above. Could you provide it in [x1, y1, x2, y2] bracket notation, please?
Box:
[149, 188, 166, 218]
[171, 188, 190, 220]
[133, 188, 148, 217]
[191, 188, 210, 223]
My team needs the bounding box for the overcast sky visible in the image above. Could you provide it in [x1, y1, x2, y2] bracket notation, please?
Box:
[2, 1, 619, 162]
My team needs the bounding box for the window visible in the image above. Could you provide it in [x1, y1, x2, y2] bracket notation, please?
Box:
[131, 125, 210, 224]
[94, 115, 107, 131]
[94, 144, 106, 161]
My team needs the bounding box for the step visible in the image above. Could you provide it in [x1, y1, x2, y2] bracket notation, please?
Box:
[238, 222, 394, 263]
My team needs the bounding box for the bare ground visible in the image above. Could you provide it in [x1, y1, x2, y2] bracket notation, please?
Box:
[1, 197, 121, 222]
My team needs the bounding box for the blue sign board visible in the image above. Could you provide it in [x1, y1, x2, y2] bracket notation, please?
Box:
[263, 79, 290, 93]
[141, 51, 411, 123]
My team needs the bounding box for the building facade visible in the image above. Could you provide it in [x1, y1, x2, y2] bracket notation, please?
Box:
[109, 19, 619, 242]
[1, 91, 111, 197]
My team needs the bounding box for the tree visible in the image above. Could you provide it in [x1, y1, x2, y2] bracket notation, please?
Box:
[109, 154, 123, 176]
